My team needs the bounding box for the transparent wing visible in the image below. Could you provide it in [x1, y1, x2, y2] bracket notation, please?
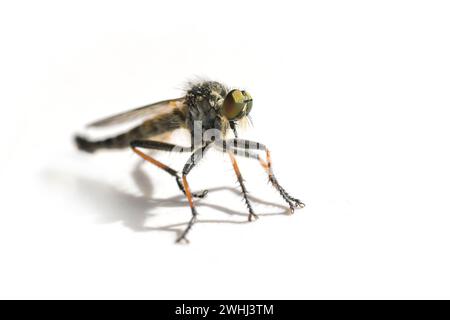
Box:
[87, 97, 185, 128]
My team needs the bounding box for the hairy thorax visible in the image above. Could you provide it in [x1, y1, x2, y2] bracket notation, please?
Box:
[185, 81, 229, 137]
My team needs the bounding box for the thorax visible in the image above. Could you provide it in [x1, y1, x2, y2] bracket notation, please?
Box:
[185, 81, 229, 136]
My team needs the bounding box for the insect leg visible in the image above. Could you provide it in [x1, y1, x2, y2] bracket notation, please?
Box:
[228, 152, 258, 221]
[130, 140, 208, 198]
[177, 143, 212, 243]
[229, 121, 239, 138]
[221, 139, 305, 213]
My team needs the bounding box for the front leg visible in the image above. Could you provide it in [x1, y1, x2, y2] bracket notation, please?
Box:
[227, 122, 258, 220]
[228, 152, 258, 221]
[258, 148, 305, 213]
[222, 139, 305, 213]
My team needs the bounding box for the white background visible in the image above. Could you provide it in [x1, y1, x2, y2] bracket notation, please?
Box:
[0, 1, 449, 299]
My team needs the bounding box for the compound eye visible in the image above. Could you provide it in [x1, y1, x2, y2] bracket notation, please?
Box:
[223, 89, 246, 120]
[242, 91, 253, 115]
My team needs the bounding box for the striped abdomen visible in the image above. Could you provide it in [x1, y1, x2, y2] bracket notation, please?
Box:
[75, 109, 186, 153]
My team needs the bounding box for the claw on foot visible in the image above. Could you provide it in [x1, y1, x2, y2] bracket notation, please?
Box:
[288, 204, 295, 215]
[286, 197, 305, 214]
[192, 189, 208, 199]
[290, 198, 305, 208]
[296, 201, 305, 208]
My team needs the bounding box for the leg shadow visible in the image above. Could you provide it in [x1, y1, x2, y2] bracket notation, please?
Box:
[46, 160, 289, 241]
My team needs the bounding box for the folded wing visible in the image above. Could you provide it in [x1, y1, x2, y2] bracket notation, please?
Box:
[87, 97, 185, 128]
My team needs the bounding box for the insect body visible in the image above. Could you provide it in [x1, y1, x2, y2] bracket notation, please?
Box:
[75, 81, 304, 243]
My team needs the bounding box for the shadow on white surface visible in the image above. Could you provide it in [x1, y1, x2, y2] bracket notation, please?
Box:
[45, 161, 290, 241]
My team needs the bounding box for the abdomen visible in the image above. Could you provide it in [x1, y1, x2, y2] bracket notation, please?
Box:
[75, 109, 186, 153]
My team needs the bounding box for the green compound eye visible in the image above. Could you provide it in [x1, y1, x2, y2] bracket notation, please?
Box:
[242, 91, 253, 115]
[223, 89, 253, 120]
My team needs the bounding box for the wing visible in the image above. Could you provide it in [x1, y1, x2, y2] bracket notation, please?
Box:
[87, 97, 185, 128]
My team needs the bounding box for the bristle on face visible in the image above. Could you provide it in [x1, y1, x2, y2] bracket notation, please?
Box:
[237, 116, 252, 130]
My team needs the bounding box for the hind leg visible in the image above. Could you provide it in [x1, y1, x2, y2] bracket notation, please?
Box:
[131, 140, 208, 198]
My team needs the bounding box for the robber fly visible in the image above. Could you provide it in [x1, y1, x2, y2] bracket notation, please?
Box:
[75, 80, 304, 243]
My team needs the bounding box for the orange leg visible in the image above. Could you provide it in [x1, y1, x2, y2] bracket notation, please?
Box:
[133, 141, 212, 243]
[228, 152, 258, 221]
[223, 139, 305, 213]
[176, 143, 212, 243]
[175, 175, 198, 243]
[132, 146, 178, 176]
[256, 149, 305, 213]
[131, 144, 208, 199]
